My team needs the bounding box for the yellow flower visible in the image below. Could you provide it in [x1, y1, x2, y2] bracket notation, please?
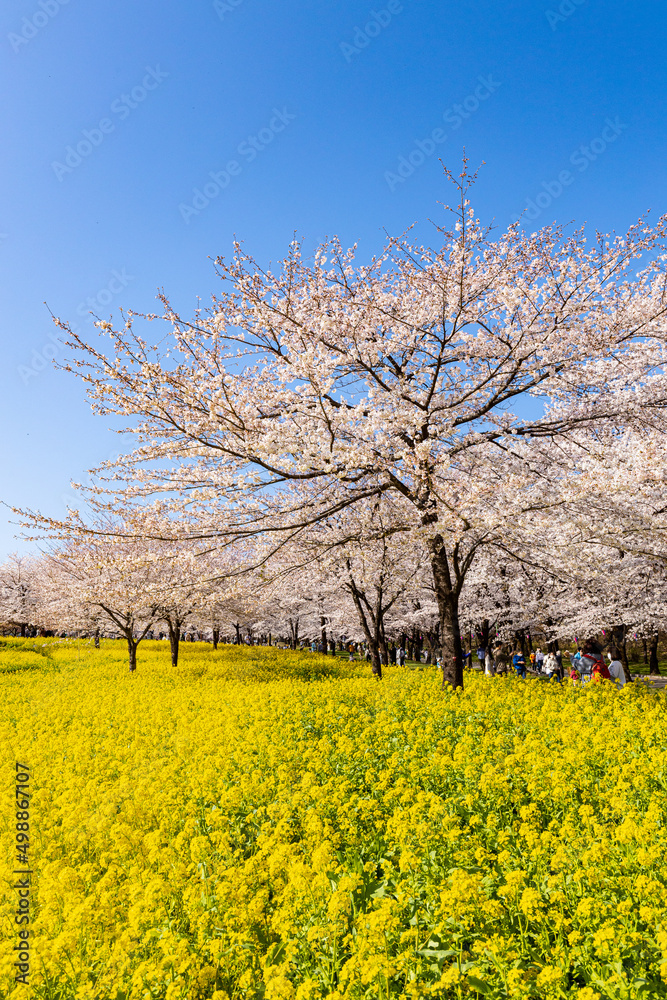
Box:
[2, 640, 667, 999]
[265, 977, 295, 1000]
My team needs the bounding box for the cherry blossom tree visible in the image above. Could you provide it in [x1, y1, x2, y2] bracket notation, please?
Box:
[42, 526, 168, 671]
[0, 553, 42, 636]
[28, 167, 667, 687]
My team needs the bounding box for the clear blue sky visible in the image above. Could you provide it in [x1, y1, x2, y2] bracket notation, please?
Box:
[1, 0, 666, 557]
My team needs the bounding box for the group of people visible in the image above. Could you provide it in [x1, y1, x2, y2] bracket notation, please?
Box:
[473, 639, 627, 687]
[565, 640, 627, 687]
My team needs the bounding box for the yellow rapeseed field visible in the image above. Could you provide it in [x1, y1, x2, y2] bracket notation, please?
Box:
[1, 639, 667, 1000]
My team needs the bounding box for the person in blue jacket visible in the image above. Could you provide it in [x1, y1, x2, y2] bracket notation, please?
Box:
[512, 648, 526, 678]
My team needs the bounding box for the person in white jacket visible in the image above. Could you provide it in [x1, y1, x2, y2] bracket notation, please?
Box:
[608, 655, 626, 688]
[543, 651, 559, 680]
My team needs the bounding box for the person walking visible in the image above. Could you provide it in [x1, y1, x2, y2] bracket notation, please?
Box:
[535, 648, 544, 672]
[397, 646, 406, 667]
[608, 649, 627, 688]
[485, 649, 495, 676]
[580, 640, 606, 684]
[512, 648, 526, 678]
[543, 651, 560, 681]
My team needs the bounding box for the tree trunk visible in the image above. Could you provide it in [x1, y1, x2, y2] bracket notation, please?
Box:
[167, 620, 180, 668]
[320, 616, 327, 654]
[126, 635, 138, 673]
[411, 628, 423, 664]
[346, 579, 383, 680]
[620, 631, 629, 673]
[428, 535, 463, 689]
[212, 628, 219, 650]
[234, 622, 241, 644]
[94, 628, 100, 649]
[649, 633, 660, 674]
[475, 619, 490, 654]
[515, 630, 528, 659]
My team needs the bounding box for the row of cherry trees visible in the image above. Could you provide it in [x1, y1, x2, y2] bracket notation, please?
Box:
[3, 474, 666, 676]
[8, 168, 667, 683]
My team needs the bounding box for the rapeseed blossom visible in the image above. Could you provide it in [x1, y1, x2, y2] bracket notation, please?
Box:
[1, 639, 666, 998]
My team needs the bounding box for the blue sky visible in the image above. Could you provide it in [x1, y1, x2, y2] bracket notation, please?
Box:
[1, 0, 666, 557]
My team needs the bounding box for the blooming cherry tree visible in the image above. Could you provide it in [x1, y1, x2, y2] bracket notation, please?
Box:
[36, 169, 667, 686]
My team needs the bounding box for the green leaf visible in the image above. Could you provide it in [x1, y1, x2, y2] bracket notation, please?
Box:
[466, 975, 493, 995]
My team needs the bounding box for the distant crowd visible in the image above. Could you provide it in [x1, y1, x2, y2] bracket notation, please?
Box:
[469, 638, 627, 687]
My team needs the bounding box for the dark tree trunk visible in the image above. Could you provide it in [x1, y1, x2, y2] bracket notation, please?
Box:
[440, 592, 463, 688]
[212, 628, 219, 650]
[234, 622, 241, 644]
[94, 629, 100, 649]
[411, 627, 423, 664]
[515, 630, 528, 658]
[428, 535, 463, 689]
[369, 646, 383, 679]
[475, 619, 490, 653]
[649, 633, 660, 674]
[127, 636, 138, 673]
[320, 616, 327, 654]
[429, 536, 463, 689]
[346, 575, 383, 680]
[167, 620, 180, 668]
[611, 625, 629, 672]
